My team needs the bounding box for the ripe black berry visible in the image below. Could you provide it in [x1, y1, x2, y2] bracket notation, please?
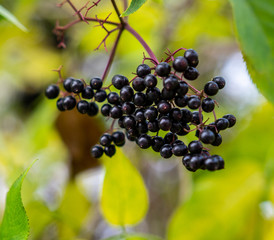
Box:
[157, 100, 171, 114]
[134, 109, 146, 123]
[172, 143, 188, 157]
[109, 105, 123, 119]
[175, 95, 188, 107]
[77, 100, 89, 114]
[189, 154, 203, 170]
[133, 92, 147, 106]
[91, 145, 104, 158]
[122, 102, 135, 115]
[173, 56, 188, 72]
[161, 88, 176, 100]
[215, 118, 229, 131]
[132, 77, 146, 92]
[204, 81, 219, 96]
[191, 111, 203, 125]
[71, 79, 84, 93]
[63, 96, 76, 110]
[56, 98, 65, 111]
[136, 64, 151, 77]
[94, 89, 107, 102]
[144, 107, 158, 121]
[107, 92, 120, 105]
[188, 140, 203, 154]
[112, 75, 129, 89]
[155, 62, 171, 77]
[181, 109, 192, 123]
[177, 123, 190, 136]
[137, 134, 152, 149]
[90, 77, 103, 90]
[118, 116, 125, 128]
[187, 95, 201, 109]
[101, 104, 111, 116]
[104, 145, 116, 157]
[45, 84, 60, 99]
[212, 76, 226, 89]
[204, 156, 219, 171]
[123, 116, 136, 129]
[82, 86, 94, 99]
[160, 144, 173, 158]
[120, 86, 134, 102]
[144, 74, 157, 88]
[152, 136, 164, 152]
[164, 132, 177, 144]
[137, 122, 148, 134]
[112, 131, 125, 147]
[100, 133, 113, 146]
[200, 129, 216, 144]
[184, 67, 199, 80]
[147, 121, 159, 132]
[163, 75, 179, 91]
[202, 98, 215, 112]
[87, 102, 99, 116]
[223, 114, 236, 128]
[146, 87, 161, 103]
[171, 108, 182, 121]
[176, 81, 188, 96]
[158, 116, 172, 131]
[184, 49, 199, 67]
[211, 133, 222, 146]
[170, 122, 182, 133]
[63, 77, 74, 92]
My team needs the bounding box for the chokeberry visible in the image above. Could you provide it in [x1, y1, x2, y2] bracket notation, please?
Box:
[112, 75, 129, 89]
[77, 100, 89, 114]
[94, 89, 107, 102]
[173, 56, 188, 72]
[91, 145, 104, 158]
[160, 144, 173, 158]
[155, 62, 171, 77]
[90, 77, 103, 90]
[71, 79, 84, 93]
[184, 49, 199, 67]
[188, 140, 203, 154]
[212, 76, 226, 89]
[204, 81, 219, 96]
[202, 98, 215, 112]
[223, 114, 236, 128]
[45, 84, 60, 99]
[137, 64, 151, 77]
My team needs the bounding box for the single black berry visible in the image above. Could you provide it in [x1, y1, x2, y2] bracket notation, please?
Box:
[87, 102, 99, 116]
[184, 67, 199, 80]
[177, 123, 190, 136]
[158, 116, 172, 131]
[104, 144, 116, 157]
[184, 49, 199, 67]
[187, 95, 201, 109]
[132, 77, 146, 92]
[109, 106, 123, 119]
[191, 111, 203, 125]
[144, 74, 157, 88]
[101, 104, 111, 116]
[181, 109, 193, 123]
[137, 64, 151, 77]
[163, 75, 179, 91]
[137, 122, 148, 134]
[212, 76, 226, 89]
[137, 134, 152, 149]
[133, 92, 147, 106]
[189, 154, 203, 170]
[204, 81, 219, 96]
[215, 118, 229, 131]
[77, 100, 89, 114]
[147, 121, 160, 132]
[204, 156, 219, 171]
[173, 56, 188, 72]
[134, 109, 146, 123]
[45, 84, 60, 99]
[100, 133, 113, 146]
[71, 79, 84, 93]
[202, 98, 215, 112]
[188, 140, 203, 154]
[175, 95, 188, 107]
[200, 129, 216, 144]
[91, 145, 104, 158]
[161, 88, 176, 100]
[160, 144, 173, 158]
[223, 114, 236, 128]
[171, 108, 182, 121]
[172, 144, 188, 157]
[211, 133, 222, 146]
[82, 86, 94, 99]
[123, 116, 136, 129]
[122, 102, 135, 115]
[107, 92, 120, 105]
[94, 89, 107, 102]
[120, 86, 134, 102]
[155, 62, 171, 77]
[90, 77, 103, 90]
[176, 81, 189, 96]
[157, 100, 171, 114]
[152, 136, 164, 152]
[56, 98, 65, 111]
[63, 96, 76, 110]
[112, 131, 125, 147]
[164, 132, 177, 144]
[146, 87, 161, 103]
[112, 75, 129, 89]
[63, 77, 75, 92]
[144, 106, 158, 121]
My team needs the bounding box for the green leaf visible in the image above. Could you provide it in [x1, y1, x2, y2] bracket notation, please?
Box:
[0, 160, 37, 240]
[101, 149, 148, 226]
[121, 0, 147, 17]
[229, 0, 274, 103]
[0, 5, 27, 32]
[104, 233, 163, 240]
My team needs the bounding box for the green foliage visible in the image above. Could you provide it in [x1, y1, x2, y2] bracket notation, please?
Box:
[101, 149, 148, 226]
[229, 0, 274, 103]
[0, 160, 36, 240]
[0, 5, 27, 32]
[121, 0, 147, 17]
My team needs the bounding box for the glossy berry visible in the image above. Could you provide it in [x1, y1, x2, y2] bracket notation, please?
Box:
[211, 133, 222, 146]
[215, 118, 229, 131]
[100, 133, 113, 146]
[90, 77, 103, 90]
[204, 156, 219, 171]
[56, 98, 65, 111]
[82, 86, 94, 99]
[87, 102, 99, 116]
[132, 77, 146, 92]
[177, 123, 190, 136]
[137, 134, 152, 149]
[164, 132, 177, 144]
[107, 92, 120, 105]
[175, 95, 188, 107]
[101, 104, 111, 116]
[171, 108, 182, 121]
[173, 56, 188, 72]
[158, 116, 172, 131]
[77, 100, 89, 114]
[147, 121, 159, 132]
[164, 76, 179, 91]
[109, 106, 123, 119]
[104, 144, 116, 157]
[157, 100, 171, 114]
[176, 81, 188, 96]
[71, 79, 84, 93]
[91, 145, 104, 158]
[184, 67, 199, 80]
[223, 114, 236, 128]
[118, 116, 125, 128]
[112, 75, 129, 89]
[191, 111, 203, 125]
[202, 98, 215, 112]
[204, 81, 219, 96]
[189, 154, 203, 170]
[120, 86, 134, 102]
[137, 64, 151, 77]
[161, 88, 176, 100]
[146, 87, 161, 103]
[134, 109, 146, 122]
[184, 49, 199, 67]
[188, 140, 203, 154]
[152, 136, 164, 152]
[170, 122, 182, 133]
[137, 122, 148, 134]
[181, 109, 192, 123]
[173, 144, 188, 156]
[182, 154, 195, 171]
[122, 102, 135, 115]
[63, 96, 76, 110]
[144, 74, 157, 88]
[94, 89, 107, 102]
[155, 62, 171, 77]
[63, 77, 74, 92]
[45, 84, 60, 99]
[187, 95, 201, 109]
[112, 131, 125, 147]
[144, 107, 158, 121]
[160, 144, 173, 158]
[133, 92, 147, 106]
[123, 116, 136, 129]
[212, 76, 226, 89]
[200, 129, 216, 144]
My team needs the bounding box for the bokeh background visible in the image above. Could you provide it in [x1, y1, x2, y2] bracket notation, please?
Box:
[0, 0, 273, 239]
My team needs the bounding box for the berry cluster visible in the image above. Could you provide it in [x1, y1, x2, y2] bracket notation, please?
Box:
[45, 48, 236, 172]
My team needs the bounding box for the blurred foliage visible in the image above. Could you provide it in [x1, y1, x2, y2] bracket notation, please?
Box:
[0, 0, 273, 240]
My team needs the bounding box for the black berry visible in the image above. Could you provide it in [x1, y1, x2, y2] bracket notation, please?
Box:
[45, 84, 60, 99]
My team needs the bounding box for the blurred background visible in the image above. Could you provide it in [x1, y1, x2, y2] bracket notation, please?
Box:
[0, 0, 273, 239]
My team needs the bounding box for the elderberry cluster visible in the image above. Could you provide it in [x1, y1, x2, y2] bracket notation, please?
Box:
[45, 48, 236, 172]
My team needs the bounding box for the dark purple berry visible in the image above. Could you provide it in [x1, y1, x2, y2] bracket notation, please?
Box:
[175, 95, 188, 107]
[144, 106, 158, 121]
[137, 64, 151, 77]
[191, 111, 203, 125]
[91, 145, 104, 158]
[45, 84, 60, 99]
[87, 102, 99, 116]
[155, 62, 171, 77]
[133, 92, 147, 106]
[71, 79, 84, 93]
[107, 92, 120, 105]
[100, 133, 113, 146]
[157, 100, 171, 114]
[171, 108, 182, 121]
[181, 109, 193, 123]
[212, 76, 226, 89]
[215, 118, 229, 131]
[90, 77, 103, 90]
[104, 145, 116, 157]
[223, 114, 236, 128]
[173, 56, 188, 72]
[184, 49, 199, 67]
[77, 100, 89, 114]
[152, 136, 164, 152]
[147, 121, 159, 132]
[177, 123, 190, 136]
[160, 144, 173, 158]
[82, 86, 94, 99]
[200, 129, 216, 144]
[137, 134, 152, 149]
[123, 116, 136, 129]
[94, 89, 107, 102]
[118, 116, 125, 128]
[189, 154, 203, 170]
[101, 104, 111, 116]
[137, 122, 148, 134]
[122, 102, 135, 115]
[109, 106, 123, 119]
[112, 131, 125, 147]
[158, 116, 172, 131]
[188, 140, 203, 154]
[211, 133, 222, 146]
[134, 109, 146, 123]
[146, 87, 161, 103]
[202, 98, 215, 112]
[204, 156, 219, 171]
[204, 81, 219, 96]
[161, 88, 176, 100]
[56, 98, 65, 111]
[184, 67, 199, 80]
[187, 95, 201, 109]
[120, 86, 134, 102]
[163, 75, 179, 91]
[63, 77, 74, 92]
[112, 75, 129, 89]
[176, 81, 188, 96]
[144, 74, 157, 88]
[172, 144, 188, 156]
[63, 96, 76, 110]
[164, 132, 177, 144]
[132, 77, 146, 92]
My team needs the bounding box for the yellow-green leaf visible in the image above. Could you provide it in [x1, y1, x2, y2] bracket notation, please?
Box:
[101, 149, 148, 226]
[121, 0, 147, 17]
